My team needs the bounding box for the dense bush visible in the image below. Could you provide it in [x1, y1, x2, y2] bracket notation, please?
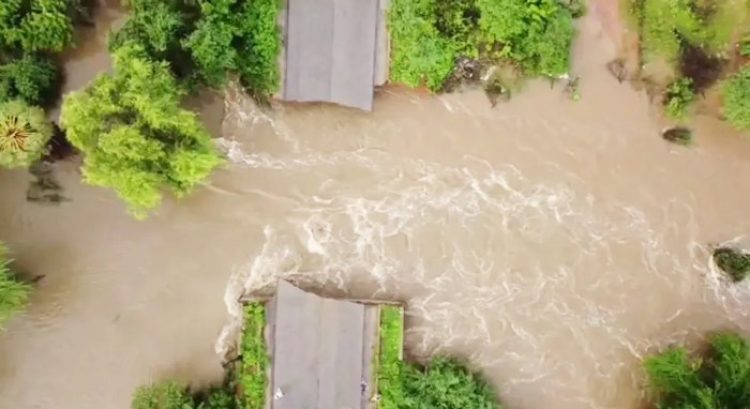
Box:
[645, 332, 750, 409]
[665, 77, 695, 120]
[0, 244, 30, 330]
[389, 0, 457, 91]
[0, 99, 53, 168]
[378, 306, 502, 409]
[60, 44, 222, 218]
[0, 0, 83, 105]
[722, 68, 750, 130]
[388, 0, 577, 92]
[478, 0, 575, 76]
[111, 0, 281, 96]
[0, 54, 59, 106]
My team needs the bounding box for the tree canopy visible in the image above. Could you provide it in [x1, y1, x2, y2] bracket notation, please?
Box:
[60, 44, 222, 218]
[0, 244, 30, 330]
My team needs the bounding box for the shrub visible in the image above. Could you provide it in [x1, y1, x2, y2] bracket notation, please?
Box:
[722, 68, 750, 130]
[60, 44, 222, 218]
[377, 306, 503, 409]
[645, 332, 750, 409]
[132, 381, 194, 409]
[0, 100, 53, 168]
[478, 0, 576, 76]
[235, 0, 281, 96]
[665, 77, 695, 120]
[389, 0, 457, 91]
[713, 247, 750, 282]
[0, 243, 30, 330]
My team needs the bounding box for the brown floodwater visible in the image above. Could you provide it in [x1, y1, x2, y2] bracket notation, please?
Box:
[3, 2, 750, 409]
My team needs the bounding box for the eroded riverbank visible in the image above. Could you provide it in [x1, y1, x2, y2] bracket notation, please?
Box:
[2, 4, 750, 409]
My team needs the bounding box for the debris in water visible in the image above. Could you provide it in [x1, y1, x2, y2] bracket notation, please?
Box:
[26, 162, 69, 205]
[606, 59, 628, 83]
[661, 127, 693, 146]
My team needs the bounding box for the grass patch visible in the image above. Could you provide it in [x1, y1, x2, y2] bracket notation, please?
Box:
[713, 247, 750, 282]
[722, 67, 750, 130]
[131, 303, 268, 409]
[645, 332, 750, 409]
[377, 305, 503, 409]
[388, 0, 579, 92]
[238, 303, 267, 409]
[0, 243, 30, 330]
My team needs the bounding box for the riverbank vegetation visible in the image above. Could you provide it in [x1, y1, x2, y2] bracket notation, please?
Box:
[388, 0, 582, 92]
[110, 0, 281, 97]
[644, 332, 750, 408]
[377, 306, 503, 409]
[60, 45, 222, 218]
[0, 243, 30, 330]
[626, 0, 750, 128]
[132, 303, 267, 409]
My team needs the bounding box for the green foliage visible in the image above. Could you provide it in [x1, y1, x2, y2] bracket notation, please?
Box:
[111, 0, 281, 96]
[378, 306, 502, 409]
[478, 0, 576, 76]
[722, 68, 750, 130]
[740, 35, 750, 57]
[0, 54, 59, 105]
[388, 0, 578, 91]
[631, 0, 748, 65]
[0, 244, 30, 330]
[645, 332, 750, 409]
[235, 0, 281, 96]
[0, 0, 75, 53]
[0, 100, 53, 168]
[665, 77, 695, 120]
[389, 0, 457, 91]
[239, 303, 267, 409]
[133, 381, 194, 409]
[713, 247, 750, 282]
[60, 44, 222, 218]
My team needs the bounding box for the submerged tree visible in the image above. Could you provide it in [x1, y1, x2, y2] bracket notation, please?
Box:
[0, 99, 53, 168]
[0, 243, 30, 330]
[60, 44, 222, 218]
[645, 332, 750, 409]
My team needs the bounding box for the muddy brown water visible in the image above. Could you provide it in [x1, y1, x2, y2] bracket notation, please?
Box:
[3, 2, 750, 409]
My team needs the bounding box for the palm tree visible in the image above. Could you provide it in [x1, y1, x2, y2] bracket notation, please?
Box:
[0, 100, 53, 168]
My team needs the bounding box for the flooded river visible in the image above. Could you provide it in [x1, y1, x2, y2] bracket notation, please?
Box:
[3, 2, 750, 409]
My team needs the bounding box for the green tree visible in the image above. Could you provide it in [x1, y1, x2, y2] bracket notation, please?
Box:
[723, 68, 750, 131]
[0, 99, 53, 168]
[0, 54, 58, 105]
[645, 332, 750, 409]
[0, 243, 30, 330]
[182, 0, 239, 88]
[0, 0, 75, 52]
[60, 44, 222, 218]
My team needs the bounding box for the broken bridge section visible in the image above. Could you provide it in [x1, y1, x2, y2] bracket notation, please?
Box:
[281, 0, 389, 111]
[269, 281, 379, 409]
